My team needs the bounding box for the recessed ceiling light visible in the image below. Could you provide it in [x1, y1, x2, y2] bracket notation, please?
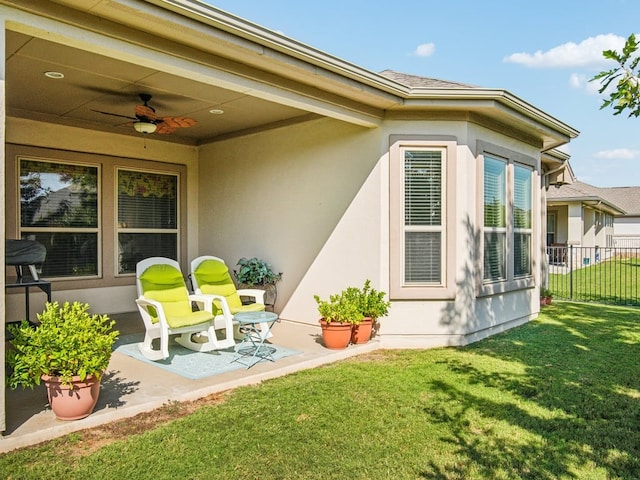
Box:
[209, 108, 224, 115]
[44, 71, 65, 79]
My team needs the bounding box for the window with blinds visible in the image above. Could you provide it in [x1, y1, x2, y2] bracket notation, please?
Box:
[513, 164, 532, 277]
[403, 149, 444, 284]
[19, 158, 99, 278]
[117, 169, 178, 274]
[483, 156, 507, 281]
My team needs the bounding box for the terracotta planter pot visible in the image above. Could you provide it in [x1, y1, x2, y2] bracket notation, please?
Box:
[319, 319, 352, 349]
[351, 317, 373, 344]
[41, 374, 101, 421]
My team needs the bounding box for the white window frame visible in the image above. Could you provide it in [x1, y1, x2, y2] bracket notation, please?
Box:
[115, 167, 180, 276]
[390, 137, 457, 300]
[479, 142, 537, 296]
[17, 156, 102, 280]
[6, 144, 187, 289]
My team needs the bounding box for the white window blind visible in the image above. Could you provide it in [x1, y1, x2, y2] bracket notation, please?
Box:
[514, 164, 532, 277]
[403, 149, 443, 284]
[117, 169, 178, 274]
[483, 156, 507, 281]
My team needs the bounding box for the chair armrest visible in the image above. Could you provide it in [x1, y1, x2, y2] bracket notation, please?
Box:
[236, 288, 266, 305]
[191, 293, 234, 318]
[189, 293, 214, 312]
[135, 297, 170, 327]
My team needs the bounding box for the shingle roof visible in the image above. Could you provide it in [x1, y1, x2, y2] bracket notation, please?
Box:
[379, 70, 477, 89]
[547, 180, 604, 200]
[546, 180, 637, 216]
[599, 186, 640, 215]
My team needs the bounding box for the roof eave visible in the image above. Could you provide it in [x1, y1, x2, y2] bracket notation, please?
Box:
[21, 0, 580, 143]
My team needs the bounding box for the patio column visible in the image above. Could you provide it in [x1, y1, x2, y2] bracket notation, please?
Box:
[0, 17, 7, 433]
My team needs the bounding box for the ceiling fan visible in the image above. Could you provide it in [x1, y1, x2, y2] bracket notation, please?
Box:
[92, 93, 196, 134]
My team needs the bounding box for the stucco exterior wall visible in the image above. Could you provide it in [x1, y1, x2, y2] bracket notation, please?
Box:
[198, 117, 541, 347]
[198, 117, 383, 317]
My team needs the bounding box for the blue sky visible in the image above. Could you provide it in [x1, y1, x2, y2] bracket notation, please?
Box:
[206, 0, 640, 187]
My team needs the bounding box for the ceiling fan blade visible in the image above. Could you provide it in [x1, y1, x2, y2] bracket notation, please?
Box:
[160, 116, 197, 128]
[154, 124, 177, 134]
[91, 109, 137, 120]
[135, 104, 157, 120]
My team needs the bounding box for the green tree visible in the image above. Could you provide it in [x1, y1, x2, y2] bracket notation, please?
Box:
[591, 33, 640, 117]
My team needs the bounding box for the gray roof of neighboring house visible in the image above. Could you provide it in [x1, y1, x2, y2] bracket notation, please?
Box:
[598, 186, 640, 216]
[379, 70, 478, 89]
[546, 180, 626, 215]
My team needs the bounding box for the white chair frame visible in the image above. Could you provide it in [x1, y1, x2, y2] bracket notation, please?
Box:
[135, 257, 235, 361]
[190, 255, 272, 340]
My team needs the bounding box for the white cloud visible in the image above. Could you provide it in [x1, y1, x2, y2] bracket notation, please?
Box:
[569, 73, 602, 94]
[593, 148, 640, 160]
[412, 43, 435, 57]
[503, 34, 626, 68]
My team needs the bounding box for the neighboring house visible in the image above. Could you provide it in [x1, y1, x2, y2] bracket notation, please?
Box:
[546, 180, 624, 250]
[599, 186, 640, 247]
[0, 0, 578, 431]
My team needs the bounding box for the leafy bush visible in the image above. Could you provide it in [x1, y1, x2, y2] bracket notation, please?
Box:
[234, 257, 282, 286]
[6, 301, 119, 388]
[358, 279, 390, 320]
[314, 279, 390, 324]
[314, 290, 364, 324]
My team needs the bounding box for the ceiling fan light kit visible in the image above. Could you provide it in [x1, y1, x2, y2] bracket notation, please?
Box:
[133, 121, 157, 134]
[93, 93, 196, 136]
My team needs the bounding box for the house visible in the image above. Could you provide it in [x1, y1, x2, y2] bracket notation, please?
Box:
[599, 186, 640, 247]
[546, 180, 624, 250]
[545, 178, 640, 249]
[1, 0, 578, 431]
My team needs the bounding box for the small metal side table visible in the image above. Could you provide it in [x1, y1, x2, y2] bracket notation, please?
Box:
[232, 311, 279, 368]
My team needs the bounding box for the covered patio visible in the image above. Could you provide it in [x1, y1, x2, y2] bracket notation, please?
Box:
[2, 314, 378, 452]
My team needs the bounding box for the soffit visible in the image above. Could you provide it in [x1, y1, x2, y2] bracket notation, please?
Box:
[1, 0, 578, 149]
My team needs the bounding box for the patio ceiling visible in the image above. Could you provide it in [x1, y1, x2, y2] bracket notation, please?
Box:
[5, 30, 313, 146]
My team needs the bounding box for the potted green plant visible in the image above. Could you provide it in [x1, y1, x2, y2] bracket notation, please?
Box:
[314, 290, 364, 349]
[6, 301, 119, 420]
[351, 279, 391, 344]
[234, 257, 283, 309]
[541, 288, 554, 305]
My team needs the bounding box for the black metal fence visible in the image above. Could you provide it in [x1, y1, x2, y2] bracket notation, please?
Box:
[546, 245, 640, 306]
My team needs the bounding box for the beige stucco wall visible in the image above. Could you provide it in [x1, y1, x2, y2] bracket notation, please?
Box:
[4, 117, 199, 317]
[548, 205, 569, 244]
[198, 117, 383, 316]
[198, 117, 541, 348]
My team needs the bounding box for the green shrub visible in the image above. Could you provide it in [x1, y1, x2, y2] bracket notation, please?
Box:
[6, 301, 119, 389]
[234, 257, 282, 286]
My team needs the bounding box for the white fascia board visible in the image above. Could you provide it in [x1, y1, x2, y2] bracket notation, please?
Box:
[404, 87, 579, 140]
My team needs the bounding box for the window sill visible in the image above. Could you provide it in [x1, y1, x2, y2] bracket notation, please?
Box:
[478, 276, 534, 297]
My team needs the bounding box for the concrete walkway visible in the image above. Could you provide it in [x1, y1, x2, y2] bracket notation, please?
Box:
[1, 312, 379, 453]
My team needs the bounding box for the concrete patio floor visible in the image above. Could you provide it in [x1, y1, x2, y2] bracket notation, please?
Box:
[1, 312, 379, 453]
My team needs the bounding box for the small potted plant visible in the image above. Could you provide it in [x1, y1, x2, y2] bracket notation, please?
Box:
[542, 288, 554, 305]
[314, 290, 364, 349]
[6, 301, 119, 420]
[351, 279, 391, 344]
[234, 257, 283, 309]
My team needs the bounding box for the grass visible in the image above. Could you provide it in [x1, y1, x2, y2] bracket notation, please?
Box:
[2, 301, 640, 479]
[550, 255, 640, 305]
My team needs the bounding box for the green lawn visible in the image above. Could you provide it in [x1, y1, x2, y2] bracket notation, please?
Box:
[2, 301, 640, 479]
[550, 255, 640, 305]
